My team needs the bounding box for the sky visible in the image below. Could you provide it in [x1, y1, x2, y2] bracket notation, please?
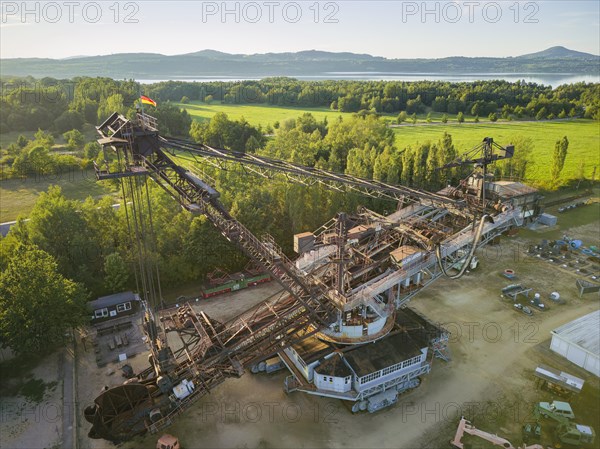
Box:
[1, 1, 599, 59]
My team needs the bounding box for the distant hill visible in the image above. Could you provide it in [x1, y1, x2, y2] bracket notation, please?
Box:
[1, 47, 598, 79]
[517, 46, 597, 59]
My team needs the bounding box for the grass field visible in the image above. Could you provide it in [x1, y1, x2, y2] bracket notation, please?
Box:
[391, 120, 600, 183]
[179, 102, 599, 185]
[0, 124, 99, 149]
[177, 101, 531, 127]
[1, 104, 597, 222]
[0, 125, 113, 222]
[0, 170, 116, 222]
[176, 101, 352, 127]
[0, 130, 37, 148]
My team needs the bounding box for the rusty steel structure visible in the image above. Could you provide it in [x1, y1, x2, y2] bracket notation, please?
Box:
[84, 113, 541, 442]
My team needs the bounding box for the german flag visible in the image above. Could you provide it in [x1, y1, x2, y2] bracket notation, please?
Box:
[140, 95, 157, 107]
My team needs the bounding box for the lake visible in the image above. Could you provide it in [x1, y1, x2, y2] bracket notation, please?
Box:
[138, 73, 599, 87]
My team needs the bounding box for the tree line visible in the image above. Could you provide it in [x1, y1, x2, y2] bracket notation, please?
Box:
[2, 77, 598, 137]
[145, 78, 599, 119]
[0, 76, 192, 135]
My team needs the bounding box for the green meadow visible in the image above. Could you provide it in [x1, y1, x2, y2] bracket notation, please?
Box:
[0, 170, 116, 222]
[2, 105, 597, 222]
[176, 101, 349, 127]
[391, 120, 600, 183]
[178, 101, 599, 185]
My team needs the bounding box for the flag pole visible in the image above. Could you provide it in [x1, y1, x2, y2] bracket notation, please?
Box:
[139, 82, 145, 117]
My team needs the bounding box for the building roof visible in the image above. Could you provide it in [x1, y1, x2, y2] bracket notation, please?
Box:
[437, 180, 537, 199]
[550, 401, 573, 412]
[390, 246, 422, 264]
[291, 331, 333, 364]
[342, 308, 446, 379]
[344, 332, 423, 378]
[315, 353, 352, 378]
[489, 180, 538, 198]
[534, 365, 584, 393]
[89, 291, 137, 310]
[551, 310, 600, 356]
[396, 308, 445, 347]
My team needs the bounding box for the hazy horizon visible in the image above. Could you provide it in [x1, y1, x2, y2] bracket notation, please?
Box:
[1, 1, 599, 60]
[3, 45, 599, 61]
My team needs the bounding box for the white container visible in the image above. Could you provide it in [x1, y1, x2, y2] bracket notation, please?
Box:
[172, 379, 195, 400]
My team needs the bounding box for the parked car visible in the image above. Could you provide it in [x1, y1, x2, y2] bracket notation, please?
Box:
[535, 400, 575, 422]
[556, 422, 596, 446]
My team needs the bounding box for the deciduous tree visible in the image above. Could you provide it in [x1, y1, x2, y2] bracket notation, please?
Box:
[27, 186, 98, 284]
[0, 245, 87, 354]
[551, 136, 569, 186]
[103, 252, 129, 292]
[63, 129, 85, 150]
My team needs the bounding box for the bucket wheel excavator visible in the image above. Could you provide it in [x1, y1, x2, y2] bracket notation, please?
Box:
[84, 112, 539, 442]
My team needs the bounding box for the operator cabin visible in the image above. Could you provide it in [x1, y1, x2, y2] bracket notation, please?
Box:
[309, 331, 427, 395]
[280, 308, 440, 412]
[89, 291, 141, 323]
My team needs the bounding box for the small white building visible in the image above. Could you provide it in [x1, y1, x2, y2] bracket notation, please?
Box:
[283, 332, 333, 382]
[313, 353, 353, 393]
[278, 308, 444, 413]
[550, 310, 600, 377]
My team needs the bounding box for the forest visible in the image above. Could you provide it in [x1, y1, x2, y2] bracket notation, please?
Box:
[148, 78, 600, 119]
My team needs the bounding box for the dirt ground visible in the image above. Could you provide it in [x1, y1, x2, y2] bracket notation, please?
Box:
[0, 352, 63, 449]
[77, 282, 284, 449]
[73, 204, 599, 449]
